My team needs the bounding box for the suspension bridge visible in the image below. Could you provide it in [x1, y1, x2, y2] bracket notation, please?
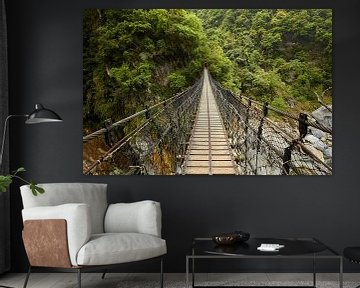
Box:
[182, 69, 237, 175]
[83, 68, 332, 176]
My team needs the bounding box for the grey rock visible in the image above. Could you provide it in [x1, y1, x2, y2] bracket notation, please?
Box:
[325, 158, 332, 167]
[304, 134, 326, 152]
[311, 105, 332, 130]
[309, 127, 326, 139]
[324, 147, 332, 158]
[303, 134, 319, 143]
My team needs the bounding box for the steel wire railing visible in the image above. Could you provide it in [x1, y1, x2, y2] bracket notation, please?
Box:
[83, 76, 203, 175]
[209, 74, 332, 175]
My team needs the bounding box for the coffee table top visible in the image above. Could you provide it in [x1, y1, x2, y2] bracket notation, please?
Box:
[191, 237, 340, 258]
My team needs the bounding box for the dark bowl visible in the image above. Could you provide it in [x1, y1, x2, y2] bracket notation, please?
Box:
[212, 231, 250, 246]
[233, 230, 250, 242]
[212, 234, 237, 245]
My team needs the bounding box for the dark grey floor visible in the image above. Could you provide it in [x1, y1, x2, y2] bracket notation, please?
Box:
[0, 273, 359, 288]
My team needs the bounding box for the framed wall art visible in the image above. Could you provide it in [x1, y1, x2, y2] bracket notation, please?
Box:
[83, 9, 332, 175]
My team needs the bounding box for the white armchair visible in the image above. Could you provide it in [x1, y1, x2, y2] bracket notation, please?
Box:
[20, 183, 166, 288]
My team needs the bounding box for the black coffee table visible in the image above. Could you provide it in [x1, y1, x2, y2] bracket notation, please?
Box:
[186, 237, 342, 288]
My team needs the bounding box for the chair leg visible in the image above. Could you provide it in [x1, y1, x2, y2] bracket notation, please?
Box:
[77, 268, 81, 288]
[23, 266, 31, 288]
[160, 257, 164, 288]
[101, 270, 107, 279]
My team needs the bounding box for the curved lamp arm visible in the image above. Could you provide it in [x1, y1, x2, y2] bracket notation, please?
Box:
[0, 104, 63, 169]
[0, 114, 28, 168]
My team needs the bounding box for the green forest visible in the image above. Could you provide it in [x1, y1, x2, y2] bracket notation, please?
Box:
[83, 9, 332, 131]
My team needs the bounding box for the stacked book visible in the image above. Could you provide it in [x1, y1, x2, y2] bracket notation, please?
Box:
[257, 243, 285, 252]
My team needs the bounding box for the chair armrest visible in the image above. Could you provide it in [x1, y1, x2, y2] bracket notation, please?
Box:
[22, 203, 91, 266]
[23, 219, 72, 268]
[104, 200, 162, 237]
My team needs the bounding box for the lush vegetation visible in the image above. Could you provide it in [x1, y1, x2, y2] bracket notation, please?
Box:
[83, 9, 332, 129]
[83, 9, 230, 130]
[196, 9, 332, 111]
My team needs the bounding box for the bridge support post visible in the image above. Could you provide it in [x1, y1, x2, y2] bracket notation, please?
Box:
[282, 143, 294, 175]
[255, 103, 268, 175]
[244, 98, 252, 174]
[298, 113, 308, 138]
[104, 118, 118, 147]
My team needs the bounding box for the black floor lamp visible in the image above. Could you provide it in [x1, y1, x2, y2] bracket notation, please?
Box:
[0, 103, 62, 288]
[0, 103, 63, 167]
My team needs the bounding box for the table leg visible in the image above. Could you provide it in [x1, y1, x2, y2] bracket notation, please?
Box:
[339, 257, 343, 288]
[186, 257, 189, 288]
[192, 257, 195, 288]
[313, 254, 316, 287]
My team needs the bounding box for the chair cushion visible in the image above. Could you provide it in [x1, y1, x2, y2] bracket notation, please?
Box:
[20, 183, 108, 234]
[76, 233, 167, 266]
[344, 247, 360, 263]
[105, 201, 162, 237]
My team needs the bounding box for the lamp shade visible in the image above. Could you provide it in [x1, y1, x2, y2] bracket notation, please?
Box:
[25, 104, 63, 124]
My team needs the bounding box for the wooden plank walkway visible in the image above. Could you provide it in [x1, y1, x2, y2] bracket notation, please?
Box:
[183, 69, 237, 175]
